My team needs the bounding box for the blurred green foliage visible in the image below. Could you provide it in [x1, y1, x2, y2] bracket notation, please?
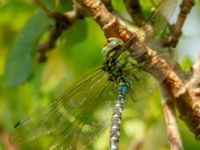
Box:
[0, 0, 200, 150]
[5, 10, 53, 87]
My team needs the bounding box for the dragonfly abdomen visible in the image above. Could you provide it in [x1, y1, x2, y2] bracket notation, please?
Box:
[110, 77, 129, 150]
[110, 95, 125, 150]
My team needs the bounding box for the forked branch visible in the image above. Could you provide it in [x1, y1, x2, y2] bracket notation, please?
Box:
[35, 0, 84, 62]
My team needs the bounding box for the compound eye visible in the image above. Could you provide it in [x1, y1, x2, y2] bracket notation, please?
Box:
[102, 38, 124, 54]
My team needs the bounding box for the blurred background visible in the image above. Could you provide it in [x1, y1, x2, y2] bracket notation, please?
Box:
[0, 0, 200, 150]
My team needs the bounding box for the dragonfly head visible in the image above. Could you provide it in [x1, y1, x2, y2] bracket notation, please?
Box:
[102, 38, 124, 58]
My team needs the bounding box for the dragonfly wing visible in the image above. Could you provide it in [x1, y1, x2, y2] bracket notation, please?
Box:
[126, 67, 157, 102]
[47, 81, 117, 150]
[10, 69, 117, 150]
[125, 0, 177, 83]
[136, 0, 177, 50]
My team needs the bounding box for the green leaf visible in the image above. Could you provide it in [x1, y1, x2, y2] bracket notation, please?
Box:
[4, 10, 52, 87]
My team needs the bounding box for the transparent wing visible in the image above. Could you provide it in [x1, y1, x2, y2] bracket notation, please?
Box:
[123, 66, 157, 102]
[10, 69, 118, 150]
[135, 0, 177, 50]
[48, 80, 117, 150]
[120, 0, 177, 83]
[117, 0, 177, 66]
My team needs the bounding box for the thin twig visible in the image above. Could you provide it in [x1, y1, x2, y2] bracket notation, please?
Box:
[36, 11, 79, 63]
[35, 0, 84, 63]
[160, 86, 184, 150]
[165, 0, 195, 47]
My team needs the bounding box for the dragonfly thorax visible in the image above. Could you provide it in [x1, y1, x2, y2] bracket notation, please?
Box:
[102, 60, 122, 82]
[102, 38, 127, 82]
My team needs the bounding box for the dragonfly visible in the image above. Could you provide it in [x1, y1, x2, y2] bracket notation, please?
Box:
[10, 0, 177, 149]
